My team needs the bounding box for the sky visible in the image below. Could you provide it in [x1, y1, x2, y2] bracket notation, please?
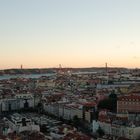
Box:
[0, 0, 140, 69]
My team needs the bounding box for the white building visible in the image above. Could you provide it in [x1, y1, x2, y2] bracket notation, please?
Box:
[0, 97, 34, 112]
[92, 120, 100, 134]
[43, 102, 83, 120]
[98, 121, 140, 140]
[5, 113, 40, 133]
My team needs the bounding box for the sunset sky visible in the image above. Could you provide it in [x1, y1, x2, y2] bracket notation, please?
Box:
[0, 0, 140, 69]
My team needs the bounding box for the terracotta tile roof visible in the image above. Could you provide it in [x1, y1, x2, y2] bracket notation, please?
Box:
[80, 102, 96, 107]
[63, 132, 91, 140]
[118, 94, 140, 101]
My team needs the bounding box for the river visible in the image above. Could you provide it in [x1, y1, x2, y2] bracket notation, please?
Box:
[0, 73, 56, 80]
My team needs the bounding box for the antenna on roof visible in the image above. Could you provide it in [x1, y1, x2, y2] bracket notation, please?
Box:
[105, 62, 108, 73]
[59, 64, 62, 69]
[21, 64, 23, 70]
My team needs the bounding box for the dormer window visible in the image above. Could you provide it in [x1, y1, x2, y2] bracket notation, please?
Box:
[22, 118, 26, 126]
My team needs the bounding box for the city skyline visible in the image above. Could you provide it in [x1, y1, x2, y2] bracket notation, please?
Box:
[0, 0, 140, 69]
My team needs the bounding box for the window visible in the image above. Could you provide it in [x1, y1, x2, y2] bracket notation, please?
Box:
[22, 118, 27, 126]
[129, 130, 133, 135]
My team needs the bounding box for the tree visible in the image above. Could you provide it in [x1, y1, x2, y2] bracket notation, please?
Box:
[72, 115, 80, 127]
[98, 92, 117, 112]
[96, 127, 104, 136]
[36, 102, 43, 113]
[109, 92, 117, 99]
[98, 98, 117, 112]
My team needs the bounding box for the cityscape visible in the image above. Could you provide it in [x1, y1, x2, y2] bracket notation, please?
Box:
[0, 0, 140, 140]
[0, 67, 140, 140]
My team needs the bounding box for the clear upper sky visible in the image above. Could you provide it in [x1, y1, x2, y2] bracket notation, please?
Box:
[0, 0, 140, 69]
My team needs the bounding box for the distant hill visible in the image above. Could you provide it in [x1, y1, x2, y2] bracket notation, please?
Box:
[0, 67, 130, 75]
[0, 68, 56, 75]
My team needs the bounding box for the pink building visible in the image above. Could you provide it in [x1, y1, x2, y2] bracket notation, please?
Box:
[117, 94, 140, 113]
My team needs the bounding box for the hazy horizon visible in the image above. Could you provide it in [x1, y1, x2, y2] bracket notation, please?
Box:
[0, 0, 140, 69]
[0, 66, 140, 70]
